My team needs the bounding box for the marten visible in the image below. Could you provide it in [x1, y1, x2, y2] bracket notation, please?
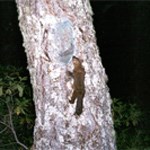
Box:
[68, 56, 85, 115]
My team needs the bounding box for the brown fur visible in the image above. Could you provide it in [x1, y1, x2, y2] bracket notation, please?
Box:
[69, 56, 85, 115]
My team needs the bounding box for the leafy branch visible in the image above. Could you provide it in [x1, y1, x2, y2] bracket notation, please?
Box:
[0, 101, 28, 149]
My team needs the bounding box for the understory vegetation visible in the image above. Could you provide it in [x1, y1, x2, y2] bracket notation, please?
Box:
[112, 98, 150, 150]
[0, 66, 149, 149]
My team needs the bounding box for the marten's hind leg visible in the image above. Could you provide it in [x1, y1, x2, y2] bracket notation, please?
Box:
[69, 90, 77, 104]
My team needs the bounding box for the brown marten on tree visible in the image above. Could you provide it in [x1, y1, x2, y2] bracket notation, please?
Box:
[68, 56, 85, 115]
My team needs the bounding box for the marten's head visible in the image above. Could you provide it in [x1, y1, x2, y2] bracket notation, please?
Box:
[72, 56, 81, 67]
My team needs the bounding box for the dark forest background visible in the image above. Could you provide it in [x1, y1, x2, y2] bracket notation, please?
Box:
[92, 1, 150, 110]
[0, 1, 150, 149]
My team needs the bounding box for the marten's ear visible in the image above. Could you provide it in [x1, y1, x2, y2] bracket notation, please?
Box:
[72, 56, 83, 62]
[72, 56, 78, 60]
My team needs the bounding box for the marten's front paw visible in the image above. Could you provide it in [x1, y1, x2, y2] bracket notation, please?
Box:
[69, 99, 74, 104]
[66, 71, 73, 77]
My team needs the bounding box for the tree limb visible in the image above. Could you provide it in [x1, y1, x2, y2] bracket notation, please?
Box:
[6, 102, 28, 150]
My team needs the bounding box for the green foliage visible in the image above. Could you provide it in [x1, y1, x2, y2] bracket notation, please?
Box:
[112, 98, 150, 150]
[112, 98, 142, 128]
[0, 66, 149, 149]
[0, 66, 35, 149]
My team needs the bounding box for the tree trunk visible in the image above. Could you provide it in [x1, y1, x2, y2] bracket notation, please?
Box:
[16, 0, 116, 149]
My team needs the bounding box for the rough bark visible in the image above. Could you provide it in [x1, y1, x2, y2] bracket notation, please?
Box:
[16, 0, 116, 149]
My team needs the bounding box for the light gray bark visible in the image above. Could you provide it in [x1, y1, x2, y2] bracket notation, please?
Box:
[16, 0, 116, 149]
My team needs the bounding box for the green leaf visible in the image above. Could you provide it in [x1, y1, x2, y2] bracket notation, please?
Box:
[14, 105, 26, 115]
[19, 76, 27, 81]
[15, 106, 21, 115]
[17, 84, 24, 97]
[0, 86, 3, 96]
[5, 89, 12, 95]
